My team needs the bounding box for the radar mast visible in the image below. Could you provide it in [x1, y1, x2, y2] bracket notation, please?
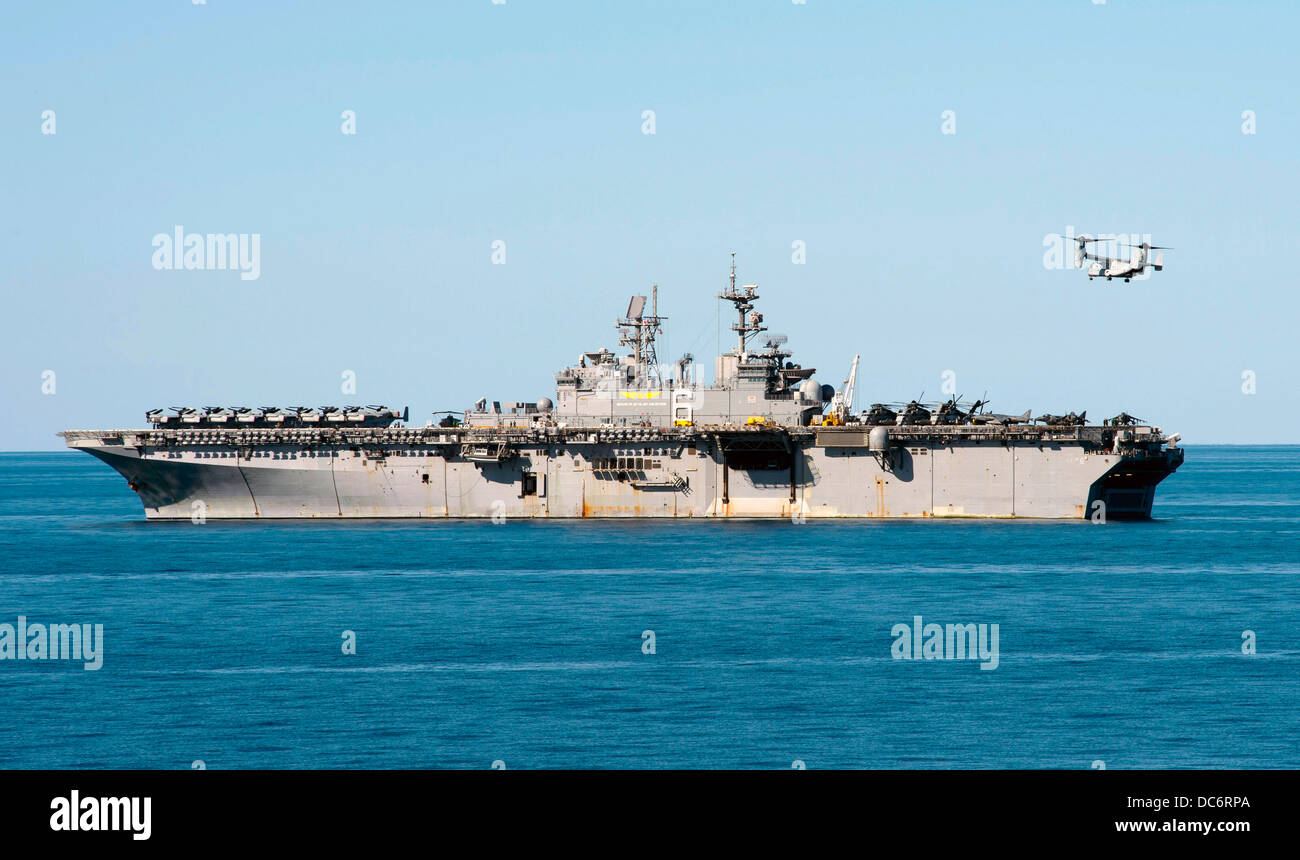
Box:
[617, 285, 667, 386]
[718, 252, 765, 356]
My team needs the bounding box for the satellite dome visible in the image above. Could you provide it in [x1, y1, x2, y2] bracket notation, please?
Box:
[536, 397, 554, 412]
[798, 379, 822, 402]
[820, 383, 836, 402]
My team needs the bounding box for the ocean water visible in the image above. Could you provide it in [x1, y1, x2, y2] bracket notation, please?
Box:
[0, 446, 1296, 770]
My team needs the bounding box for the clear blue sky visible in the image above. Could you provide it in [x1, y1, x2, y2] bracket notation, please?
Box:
[2, 0, 1296, 448]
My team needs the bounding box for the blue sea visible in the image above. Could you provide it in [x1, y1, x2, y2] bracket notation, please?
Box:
[0, 446, 1296, 769]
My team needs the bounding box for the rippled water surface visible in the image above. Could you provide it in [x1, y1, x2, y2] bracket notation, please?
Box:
[0, 447, 1296, 768]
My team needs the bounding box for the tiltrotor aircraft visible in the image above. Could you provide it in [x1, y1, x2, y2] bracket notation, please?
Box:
[1073, 236, 1171, 282]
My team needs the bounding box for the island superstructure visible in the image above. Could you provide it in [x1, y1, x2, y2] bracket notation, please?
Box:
[63, 258, 1184, 520]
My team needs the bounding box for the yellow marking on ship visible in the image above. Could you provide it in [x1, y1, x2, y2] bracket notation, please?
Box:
[620, 391, 663, 399]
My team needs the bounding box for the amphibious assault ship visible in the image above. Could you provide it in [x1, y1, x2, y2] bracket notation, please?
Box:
[63, 259, 1184, 520]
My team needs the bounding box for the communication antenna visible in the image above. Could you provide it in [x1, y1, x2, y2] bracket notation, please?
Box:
[617, 284, 667, 386]
[718, 253, 765, 354]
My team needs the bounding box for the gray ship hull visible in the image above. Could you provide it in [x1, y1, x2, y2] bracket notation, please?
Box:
[66, 425, 1183, 520]
[62, 264, 1185, 520]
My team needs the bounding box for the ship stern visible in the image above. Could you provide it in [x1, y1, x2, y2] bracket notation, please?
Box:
[1086, 443, 1184, 520]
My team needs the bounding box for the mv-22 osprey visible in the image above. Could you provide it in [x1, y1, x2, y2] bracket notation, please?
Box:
[1073, 236, 1172, 282]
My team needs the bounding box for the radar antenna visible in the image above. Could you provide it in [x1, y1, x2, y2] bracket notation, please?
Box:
[616, 284, 667, 386]
[718, 253, 765, 355]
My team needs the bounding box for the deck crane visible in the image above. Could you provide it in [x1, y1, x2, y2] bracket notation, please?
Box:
[821, 354, 859, 426]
